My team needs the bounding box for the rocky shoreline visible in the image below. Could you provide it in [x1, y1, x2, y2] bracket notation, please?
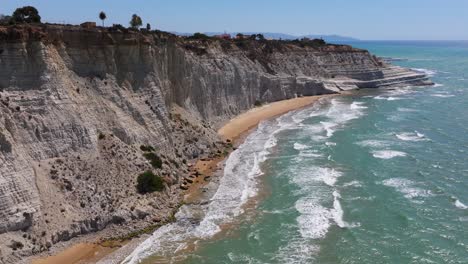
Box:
[0, 24, 432, 263]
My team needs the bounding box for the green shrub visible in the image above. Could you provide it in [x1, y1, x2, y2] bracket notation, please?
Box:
[140, 145, 155, 152]
[254, 100, 262, 107]
[11, 6, 41, 24]
[137, 171, 164, 194]
[188, 32, 210, 40]
[98, 133, 105, 140]
[143, 152, 163, 169]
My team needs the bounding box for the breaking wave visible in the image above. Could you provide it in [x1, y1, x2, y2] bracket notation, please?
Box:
[382, 178, 432, 199]
[411, 68, 437, 76]
[372, 150, 407, 159]
[396, 131, 427, 141]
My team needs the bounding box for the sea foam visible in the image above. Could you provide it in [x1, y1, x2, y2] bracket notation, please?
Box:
[455, 200, 468, 209]
[382, 178, 432, 199]
[411, 68, 437, 76]
[372, 150, 407, 159]
[396, 131, 427, 141]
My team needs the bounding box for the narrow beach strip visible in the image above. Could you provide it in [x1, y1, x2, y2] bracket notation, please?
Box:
[219, 95, 330, 141]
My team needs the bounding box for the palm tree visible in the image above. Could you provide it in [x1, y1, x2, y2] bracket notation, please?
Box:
[99, 11, 106, 27]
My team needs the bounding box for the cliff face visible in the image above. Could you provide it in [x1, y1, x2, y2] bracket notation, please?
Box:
[0, 24, 431, 262]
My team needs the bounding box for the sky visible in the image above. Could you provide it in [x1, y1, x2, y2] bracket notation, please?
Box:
[2, 0, 467, 40]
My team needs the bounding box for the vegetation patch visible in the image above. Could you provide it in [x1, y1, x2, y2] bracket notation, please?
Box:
[140, 145, 155, 152]
[137, 171, 164, 194]
[143, 152, 163, 169]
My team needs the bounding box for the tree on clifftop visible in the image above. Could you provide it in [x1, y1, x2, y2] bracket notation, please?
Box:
[129, 14, 142, 29]
[11, 6, 41, 24]
[99, 11, 106, 27]
[0, 14, 12, 25]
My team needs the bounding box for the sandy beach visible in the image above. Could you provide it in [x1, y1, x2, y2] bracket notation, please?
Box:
[32, 95, 329, 264]
[219, 96, 327, 141]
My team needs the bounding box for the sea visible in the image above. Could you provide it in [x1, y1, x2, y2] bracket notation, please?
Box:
[124, 41, 468, 264]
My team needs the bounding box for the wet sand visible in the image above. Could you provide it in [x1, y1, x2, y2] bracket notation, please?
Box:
[32, 243, 115, 264]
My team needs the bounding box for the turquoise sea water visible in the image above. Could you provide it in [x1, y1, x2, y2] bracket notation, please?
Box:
[126, 41, 468, 264]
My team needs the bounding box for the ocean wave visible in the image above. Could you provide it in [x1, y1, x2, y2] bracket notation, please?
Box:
[432, 83, 444, 87]
[411, 68, 437, 76]
[298, 151, 323, 158]
[396, 131, 427, 141]
[431, 93, 455, 98]
[372, 150, 407, 159]
[357, 140, 390, 148]
[296, 199, 331, 239]
[397, 107, 418, 112]
[350, 101, 368, 109]
[326, 99, 366, 123]
[290, 167, 342, 187]
[293, 142, 309, 150]
[382, 178, 432, 199]
[320, 121, 336, 138]
[455, 199, 468, 209]
[275, 236, 319, 263]
[303, 98, 366, 140]
[343, 180, 363, 187]
[374, 95, 403, 101]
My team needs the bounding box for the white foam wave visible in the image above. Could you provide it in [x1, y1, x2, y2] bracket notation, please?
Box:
[397, 107, 418, 112]
[298, 151, 323, 158]
[372, 150, 407, 159]
[357, 140, 389, 148]
[431, 93, 455, 98]
[296, 199, 332, 239]
[320, 121, 336, 138]
[374, 95, 402, 101]
[325, 142, 337, 146]
[382, 178, 432, 199]
[350, 101, 368, 109]
[293, 142, 309, 150]
[455, 200, 468, 209]
[432, 83, 444, 87]
[290, 167, 342, 187]
[411, 68, 437, 76]
[396, 131, 427, 141]
[343, 181, 363, 187]
[275, 236, 319, 263]
[332, 191, 346, 228]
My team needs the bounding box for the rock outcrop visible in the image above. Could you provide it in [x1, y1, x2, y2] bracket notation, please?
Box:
[0, 24, 431, 263]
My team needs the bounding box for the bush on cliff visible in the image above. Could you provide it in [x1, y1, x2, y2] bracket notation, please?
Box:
[188, 32, 211, 40]
[140, 145, 155, 152]
[11, 6, 41, 24]
[137, 171, 164, 194]
[143, 152, 163, 169]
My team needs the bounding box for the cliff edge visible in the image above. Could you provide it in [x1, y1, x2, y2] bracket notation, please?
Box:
[0, 24, 431, 263]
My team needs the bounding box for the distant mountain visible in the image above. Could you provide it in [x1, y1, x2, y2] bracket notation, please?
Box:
[173, 32, 359, 42]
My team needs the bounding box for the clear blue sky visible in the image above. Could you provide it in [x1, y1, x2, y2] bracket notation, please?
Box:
[2, 0, 467, 40]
